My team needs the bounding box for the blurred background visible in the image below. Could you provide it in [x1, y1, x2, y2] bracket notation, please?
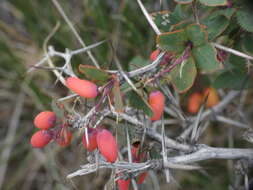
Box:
[0, 0, 252, 190]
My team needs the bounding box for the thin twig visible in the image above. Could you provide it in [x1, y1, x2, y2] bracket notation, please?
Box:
[213, 43, 253, 60]
[52, 0, 100, 68]
[136, 0, 161, 35]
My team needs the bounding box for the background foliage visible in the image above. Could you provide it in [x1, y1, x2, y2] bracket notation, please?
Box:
[0, 0, 253, 190]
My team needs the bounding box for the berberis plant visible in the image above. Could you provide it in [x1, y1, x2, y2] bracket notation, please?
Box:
[28, 0, 253, 189]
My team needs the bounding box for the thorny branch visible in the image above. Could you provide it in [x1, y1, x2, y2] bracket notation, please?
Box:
[28, 0, 253, 185]
[67, 145, 253, 179]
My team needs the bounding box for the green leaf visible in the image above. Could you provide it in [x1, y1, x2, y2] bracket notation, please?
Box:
[202, 15, 229, 40]
[199, 0, 228, 6]
[212, 8, 236, 19]
[228, 42, 248, 72]
[157, 30, 187, 53]
[126, 91, 153, 117]
[150, 11, 172, 32]
[170, 56, 197, 93]
[129, 56, 150, 71]
[170, 4, 189, 24]
[192, 43, 221, 73]
[170, 21, 193, 31]
[173, 0, 193, 4]
[236, 10, 253, 32]
[242, 33, 253, 55]
[79, 65, 111, 85]
[185, 24, 208, 47]
[213, 70, 250, 90]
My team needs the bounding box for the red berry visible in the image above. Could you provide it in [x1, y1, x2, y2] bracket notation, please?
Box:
[148, 91, 165, 121]
[137, 172, 148, 184]
[97, 129, 118, 163]
[131, 144, 146, 163]
[203, 87, 220, 108]
[66, 77, 98, 98]
[150, 49, 160, 61]
[187, 92, 203, 114]
[82, 128, 98, 152]
[34, 111, 56, 130]
[117, 178, 130, 190]
[56, 127, 72, 147]
[30, 130, 52, 148]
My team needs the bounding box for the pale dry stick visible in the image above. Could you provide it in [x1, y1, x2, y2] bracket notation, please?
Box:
[52, 0, 100, 68]
[213, 43, 253, 60]
[160, 85, 180, 107]
[67, 160, 200, 179]
[43, 23, 66, 86]
[68, 144, 253, 179]
[93, 110, 111, 128]
[27, 55, 50, 73]
[197, 121, 210, 141]
[30, 39, 106, 74]
[245, 174, 249, 190]
[216, 115, 249, 129]
[161, 115, 170, 183]
[70, 40, 107, 56]
[152, 119, 178, 131]
[168, 145, 253, 164]
[148, 171, 160, 190]
[126, 126, 133, 163]
[0, 91, 25, 190]
[109, 108, 192, 151]
[192, 1, 199, 24]
[114, 56, 139, 92]
[131, 180, 138, 190]
[136, 0, 161, 35]
[191, 105, 205, 142]
[58, 94, 78, 102]
[164, 107, 178, 118]
[159, 85, 186, 122]
[128, 52, 165, 77]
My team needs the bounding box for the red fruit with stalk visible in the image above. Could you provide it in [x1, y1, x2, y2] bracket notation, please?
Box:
[187, 92, 203, 114]
[96, 129, 118, 163]
[148, 91, 165, 121]
[56, 126, 72, 147]
[34, 111, 56, 130]
[150, 49, 160, 61]
[131, 143, 148, 184]
[30, 130, 52, 148]
[82, 128, 98, 152]
[117, 178, 131, 190]
[66, 77, 98, 98]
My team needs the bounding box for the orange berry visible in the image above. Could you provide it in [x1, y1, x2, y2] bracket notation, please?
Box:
[203, 87, 219, 108]
[30, 130, 52, 148]
[56, 127, 72, 147]
[34, 111, 56, 130]
[66, 77, 98, 98]
[117, 178, 130, 190]
[82, 128, 98, 152]
[137, 172, 148, 184]
[187, 92, 203, 114]
[150, 49, 160, 61]
[97, 129, 118, 163]
[148, 91, 165, 121]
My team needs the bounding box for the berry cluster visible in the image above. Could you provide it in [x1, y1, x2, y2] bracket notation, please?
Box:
[187, 87, 220, 114]
[31, 111, 72, 148]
